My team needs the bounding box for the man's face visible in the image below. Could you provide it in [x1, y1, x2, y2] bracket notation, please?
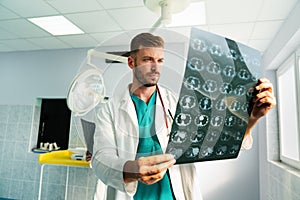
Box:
[130, 46, 164, 87]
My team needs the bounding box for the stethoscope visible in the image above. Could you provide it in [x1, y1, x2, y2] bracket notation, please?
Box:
[156, 85, 174, 129]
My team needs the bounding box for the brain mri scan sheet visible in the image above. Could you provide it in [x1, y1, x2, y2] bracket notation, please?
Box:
[166, 27, 262, 164]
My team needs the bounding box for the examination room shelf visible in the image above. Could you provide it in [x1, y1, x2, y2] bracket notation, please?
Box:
[37, 150, 90, 200]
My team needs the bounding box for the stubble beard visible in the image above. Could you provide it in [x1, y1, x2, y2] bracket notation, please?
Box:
[133, 66, 160, 88]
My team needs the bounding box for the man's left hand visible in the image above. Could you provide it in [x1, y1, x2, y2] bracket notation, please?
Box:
[250, 78, 276, 121]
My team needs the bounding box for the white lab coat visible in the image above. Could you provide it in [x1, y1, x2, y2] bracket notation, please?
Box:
[91, 84, 203, 200]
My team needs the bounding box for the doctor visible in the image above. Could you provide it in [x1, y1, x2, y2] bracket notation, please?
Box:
[91, 32, 276, 200]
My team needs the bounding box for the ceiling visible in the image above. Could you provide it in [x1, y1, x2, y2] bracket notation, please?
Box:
[0, 0, 298, 53]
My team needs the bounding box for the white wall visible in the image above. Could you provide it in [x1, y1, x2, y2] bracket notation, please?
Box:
[260, 1, 300, 199]
[0, 49, 87, 105]
[0, 40, 260, 199]
[197, 130, 259, 200]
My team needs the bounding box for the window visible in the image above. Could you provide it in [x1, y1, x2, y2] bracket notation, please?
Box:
[277, 50, 300, 169]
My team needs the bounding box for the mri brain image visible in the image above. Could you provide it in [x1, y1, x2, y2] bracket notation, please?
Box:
[210, 115, 223, 127]
[216, 145, 228, 156]
[199, 97, 213, 110]
[188, 57, 205, 72]
[200, 146, 214, 157]
[230, 100, 241, 111]
[206, 131, 219, 142]
[223, 65, 236, 78]
[171, 130, 188, 143]
[190, 130, 205, 143]
[180, 95, 197, 109]
[226, 49, 239, 60]
[215, 99, 227, 111]
[168, 147, 184, 159]
[210, 44, 223, 57]
[220, 131, 231, 142]
[219, 82, 233, 94]
[184, 76, 201, 91]
[229, 145, 240, 154]
[175, 113, 192, 127]
[238, 69, 251, 80]
[225, 116, 236, 127]
[167, 27, 261, 164]
[185, 147, 200, 158]
[234, 85, 246, 96]
[194, 114, 209, 127]
[207, 61, 221, 74]
[202, 80, 218, 93]
[191, 38, 207, 52]
[233, 131, 243, 141]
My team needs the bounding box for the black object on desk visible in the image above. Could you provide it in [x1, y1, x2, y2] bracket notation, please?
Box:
[37, 98, 71, 151]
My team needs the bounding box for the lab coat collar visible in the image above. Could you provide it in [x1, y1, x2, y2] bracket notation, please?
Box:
[118, 83, 172, 151]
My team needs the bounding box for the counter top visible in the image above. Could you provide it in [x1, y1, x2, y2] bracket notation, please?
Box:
[38, 150, 90, 167]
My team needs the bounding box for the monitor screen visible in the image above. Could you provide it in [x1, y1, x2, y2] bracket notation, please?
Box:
[37, 98, 71, 151]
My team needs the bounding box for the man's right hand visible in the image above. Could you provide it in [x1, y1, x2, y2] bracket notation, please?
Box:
[123, 154, 176, 185]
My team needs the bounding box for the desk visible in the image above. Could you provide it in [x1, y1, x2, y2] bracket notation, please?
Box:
[38, 150, 90, 200]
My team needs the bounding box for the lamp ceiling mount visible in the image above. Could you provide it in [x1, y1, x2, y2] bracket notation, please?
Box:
[144, 0, 190, 14]
[144, 0, 190, 32]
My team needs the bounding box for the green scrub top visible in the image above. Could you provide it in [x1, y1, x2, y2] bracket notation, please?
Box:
[131, 91, 174, 200]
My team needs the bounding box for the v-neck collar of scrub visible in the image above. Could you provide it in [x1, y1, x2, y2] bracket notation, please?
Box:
[131, 91, 157, 125]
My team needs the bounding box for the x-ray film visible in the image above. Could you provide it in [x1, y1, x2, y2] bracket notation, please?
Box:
[166, 28, 262, 164]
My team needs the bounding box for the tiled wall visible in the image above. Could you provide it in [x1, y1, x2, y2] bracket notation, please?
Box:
[266, 161, 300, 200]
[0, 105, 97, 200]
